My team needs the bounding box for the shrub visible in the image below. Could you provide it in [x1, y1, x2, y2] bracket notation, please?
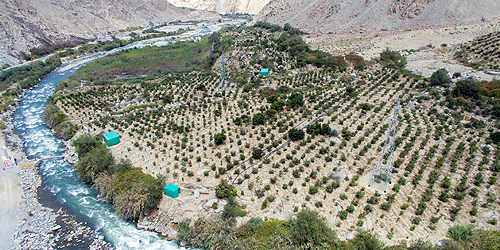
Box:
[342, 128, 353, 141]
[470, 207, 478, 216]
[448, 224, 475, 241]
[347, 205, 355, 213]
[409, 239, 434, 249]
[287, 92, 304, 109]
[314, 201, 323, 208]
[176, 220, 192, 244]
[490, 131, 500, 142]
[261, 199, 268, 209]
[252, 112, 266, 125]
[235, 217, 263, 238]
[488, 218, 498, 225]
[214, 132, 226, 145]
[377, 49, 407, 69]
[350, 230, 385, 249]
[111, 167, 163, 221]
[339, 210, 348, 220]
[75, 142, 114, 183]
[411, 216, 422, 225]
[309, 186, 318, 194]
[252, 148, 265, 159]
[288, 128, 305, 141]
[215, 180, 237, 199]
[222, 196, 246, 221]
[456, 80, 480, 98]
[429, 68, 451, 86]
[289, 208, 336, 246]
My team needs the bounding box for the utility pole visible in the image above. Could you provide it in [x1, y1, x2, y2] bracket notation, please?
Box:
[369, 100, 400, 192]
[219, 51, 227, 89]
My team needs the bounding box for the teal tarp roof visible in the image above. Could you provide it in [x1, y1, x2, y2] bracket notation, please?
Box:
[164, 183, 180, 192]
[164, 183, 180, 198]
[260, 68, 269, 73]
[103, 131, 119, 140]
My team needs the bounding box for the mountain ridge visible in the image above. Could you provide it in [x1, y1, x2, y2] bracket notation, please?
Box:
[168, 0, 270, 15]
[256, 0, 500, 34]
[0, 0, 188, 66]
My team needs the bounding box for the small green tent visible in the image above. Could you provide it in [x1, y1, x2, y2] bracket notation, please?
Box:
[103, 131, 120, 147]
[164, 183, 180, 198]
[260, 68, 269, 76]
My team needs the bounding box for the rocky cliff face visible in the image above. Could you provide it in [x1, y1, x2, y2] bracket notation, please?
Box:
[256, 0, 500, 33]
[0, 0, 186, 66]
[168, 0, 269, 15]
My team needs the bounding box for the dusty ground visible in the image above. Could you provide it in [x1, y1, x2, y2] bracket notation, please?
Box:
[157, 25, 195, 33]
[0, 126, 28, 249]
[0, 165, 24, 249]
[307, 17, 500, 81]
[57, 25, 500, 245]
[61, 72, 500, 244]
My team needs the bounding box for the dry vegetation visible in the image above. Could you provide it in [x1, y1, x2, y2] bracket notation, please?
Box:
[53, 25, 500, 245]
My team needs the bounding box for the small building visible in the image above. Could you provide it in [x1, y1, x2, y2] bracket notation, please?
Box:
[164, 183, 181, 198]
[103, 131, 120, 147]
[260, 68, 269, 76]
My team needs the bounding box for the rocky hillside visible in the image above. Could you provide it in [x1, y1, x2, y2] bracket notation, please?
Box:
[168, 0, 269, 15]
[0, 0, 187, 66]
[256, 0, 500, 34]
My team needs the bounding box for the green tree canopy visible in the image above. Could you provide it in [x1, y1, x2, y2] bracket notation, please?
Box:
[252, 148, 265, 159]
[215, 180, 237, 199]
[490, 131, 500, 142]
[289, 128, 305, 141]
[456, 79, 480, 98]
[289, 208, 336, 246]
[377, 49, 407, 69]
[111, 167, 163, 221]
[350, 230, 385, 250]
[287, 92, 304, 109]
[429, 68, 452, 86]
[75, 143, 114, 183]
[72, 134, 102, 158]
[214, 132, 227, 145]
[252, 112, 266, 125]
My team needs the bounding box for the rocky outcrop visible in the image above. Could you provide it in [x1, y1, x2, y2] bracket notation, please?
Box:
[256, 0, 500, 33]
[168, 0, 269, 15]
[0, 0, 187, 66]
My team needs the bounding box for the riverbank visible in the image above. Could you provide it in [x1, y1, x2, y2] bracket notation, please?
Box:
[0, 94, 111, 249]
[0, 106, 33, 249]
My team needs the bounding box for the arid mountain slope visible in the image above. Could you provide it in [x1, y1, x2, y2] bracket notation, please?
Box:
[257, 0, 500, 33]
[168, 0, 269, 15]
[0, 0, 186, 66]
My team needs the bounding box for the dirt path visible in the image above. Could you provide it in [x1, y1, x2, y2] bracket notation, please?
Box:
[0, 165, 24, 249]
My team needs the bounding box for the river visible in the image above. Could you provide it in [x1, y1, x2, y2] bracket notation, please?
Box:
[12, 19, 246, 249]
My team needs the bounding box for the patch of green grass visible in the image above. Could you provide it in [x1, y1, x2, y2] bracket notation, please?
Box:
[65, 37, 213, 86]
[236, 217, 288, 244]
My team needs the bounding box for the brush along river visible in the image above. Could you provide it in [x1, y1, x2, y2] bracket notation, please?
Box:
[13, 19, 246, 249]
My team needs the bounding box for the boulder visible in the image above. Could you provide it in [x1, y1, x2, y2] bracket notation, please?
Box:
[346, 232, 355, 240]
[330, 168, 350, 183]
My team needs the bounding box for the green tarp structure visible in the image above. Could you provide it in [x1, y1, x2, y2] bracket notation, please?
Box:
[164, 183, 180, 198]
[260, 68, 269, 76]
[103, 131, 120, 147]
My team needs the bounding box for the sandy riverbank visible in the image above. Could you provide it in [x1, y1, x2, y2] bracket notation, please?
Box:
[0, 107, 31, 249]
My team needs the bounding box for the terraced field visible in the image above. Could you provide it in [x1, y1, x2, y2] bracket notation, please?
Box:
[54, 24, 500, 245]
[456, 31, 500, 70]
